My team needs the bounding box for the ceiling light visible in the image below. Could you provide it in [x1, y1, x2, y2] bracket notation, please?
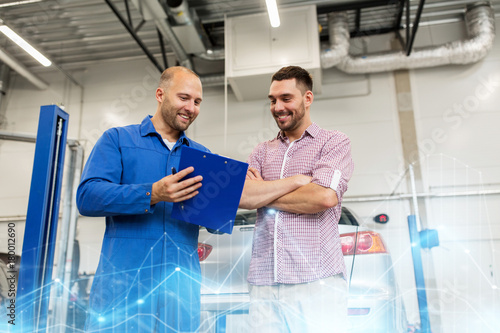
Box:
[0, 25, 51, 67]
[0, 0, 42, 8]
[265, 0, 280, 28]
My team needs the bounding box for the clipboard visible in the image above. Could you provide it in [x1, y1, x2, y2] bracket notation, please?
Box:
[171, 146, 248, 234]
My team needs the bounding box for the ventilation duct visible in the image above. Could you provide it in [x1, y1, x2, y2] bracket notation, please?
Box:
[196, 47, 225, 61]
[164, 0, 212, 55]
[131, 0, 192, 69]
[164, 0, 192, 25]
[320, 11, 350, 69]
[200, 73, 225, 87]
[132, 0, 219, 71]
[322, 2, 495, 73]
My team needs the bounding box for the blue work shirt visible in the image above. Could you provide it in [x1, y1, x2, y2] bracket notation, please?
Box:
[77, 115, 210, 332]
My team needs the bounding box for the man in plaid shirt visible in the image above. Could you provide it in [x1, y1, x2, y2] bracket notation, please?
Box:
[239, 66, 354, 332]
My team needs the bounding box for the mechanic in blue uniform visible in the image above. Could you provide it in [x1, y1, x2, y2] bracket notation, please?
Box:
[77, 66, 209, 332]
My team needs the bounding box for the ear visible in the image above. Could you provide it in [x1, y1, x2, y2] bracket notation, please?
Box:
[304, 90, 314, 107]
[155, 87, 164, 103]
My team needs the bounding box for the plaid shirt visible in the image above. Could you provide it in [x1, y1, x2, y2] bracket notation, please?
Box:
[247, 123, 354, 285]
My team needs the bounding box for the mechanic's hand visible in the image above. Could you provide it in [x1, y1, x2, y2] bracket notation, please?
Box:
[246, 167, 263, 180]
[150, 166, 202, 205]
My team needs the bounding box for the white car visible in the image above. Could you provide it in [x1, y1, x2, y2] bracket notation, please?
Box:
[198, 206, 408, 332]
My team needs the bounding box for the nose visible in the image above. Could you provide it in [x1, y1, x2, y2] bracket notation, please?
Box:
[273, 99, 285, 112]
[184, 99, 195, 113]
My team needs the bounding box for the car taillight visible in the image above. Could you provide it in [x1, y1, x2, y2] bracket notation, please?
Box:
[340, 231, 387, 255]
[198, 243, 213, 261]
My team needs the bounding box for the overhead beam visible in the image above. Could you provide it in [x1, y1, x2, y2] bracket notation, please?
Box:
[406, 0, 427, 55]
[318, 0, 426, 56]
[317, 0, 396, 14]
[394, 0, 408, 49]
[157, 28, 168, 69]
[105, 0, 163, 72]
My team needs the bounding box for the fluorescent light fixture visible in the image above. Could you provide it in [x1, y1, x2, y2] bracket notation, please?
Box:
[0, 25, 51, 67]
[265, 0, 280, 28]
[0, 0, 42, 8]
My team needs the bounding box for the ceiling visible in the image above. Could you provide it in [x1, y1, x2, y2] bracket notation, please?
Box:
[0, 0, 499, 81]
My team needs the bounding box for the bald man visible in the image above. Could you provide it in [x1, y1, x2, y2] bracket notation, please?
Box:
[78, 66, 209, 332]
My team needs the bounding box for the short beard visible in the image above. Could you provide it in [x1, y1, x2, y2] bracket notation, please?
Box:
[274, 101, 306, 132]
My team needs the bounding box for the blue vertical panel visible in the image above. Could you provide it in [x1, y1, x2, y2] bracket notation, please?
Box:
[16, 105, 69, 332]
[216, 314, 227, 333]
[408, 215, 432, 333]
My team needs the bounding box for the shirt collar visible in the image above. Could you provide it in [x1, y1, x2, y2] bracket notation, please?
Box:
[276, 122, 320, 141]
[140, 115, 190, 146]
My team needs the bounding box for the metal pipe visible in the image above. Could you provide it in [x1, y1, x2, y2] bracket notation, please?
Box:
[409, 164, 422, 230]
[323, 3, 496, 73]
[1, 188, 499, 221]
[0, 130, 36, 142]
[59, 144, 83, 332]
[52, 142, 82, 332]
[0, 47, 48, 90]
[343, 189, 500, 203]
[52, 147, 73, 332]
[0, 215, 27, 222]
[0, 130, 79, 147]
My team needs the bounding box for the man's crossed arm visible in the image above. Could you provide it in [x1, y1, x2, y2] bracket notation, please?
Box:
[238, 167, 338, 214]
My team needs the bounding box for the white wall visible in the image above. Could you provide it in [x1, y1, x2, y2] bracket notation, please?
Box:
[409, 32, 500, 331]
[0, 16, 499, 333]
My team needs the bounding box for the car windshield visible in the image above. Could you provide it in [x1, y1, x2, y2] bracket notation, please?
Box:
[339, 208, 359, 226]
[233, 207, 359, 226]
[233, 210, 257, 226]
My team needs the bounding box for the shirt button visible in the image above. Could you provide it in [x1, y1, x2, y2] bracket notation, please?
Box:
[146, 192, 150, 196]
[145, 209, 148, 213]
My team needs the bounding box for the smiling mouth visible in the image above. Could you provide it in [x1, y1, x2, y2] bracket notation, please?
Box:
[276, 113, 291, 120]
[178, 114, 190, 121]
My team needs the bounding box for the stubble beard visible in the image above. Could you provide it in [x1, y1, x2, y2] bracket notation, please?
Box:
[274, 101, 306, 133]
[162, 104, 193, 133]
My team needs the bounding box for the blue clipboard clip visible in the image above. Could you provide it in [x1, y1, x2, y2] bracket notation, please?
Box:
[171, 147, 248, 234]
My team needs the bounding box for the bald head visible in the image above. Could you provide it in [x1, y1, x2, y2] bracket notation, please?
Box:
[151, 66, 203, 141]
[159, 66, 200, 91]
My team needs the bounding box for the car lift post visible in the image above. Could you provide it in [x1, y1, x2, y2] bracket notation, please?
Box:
[16, 105, 69, 332]
[408, 214, 432, 333]
[408, 164, 437, 333]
